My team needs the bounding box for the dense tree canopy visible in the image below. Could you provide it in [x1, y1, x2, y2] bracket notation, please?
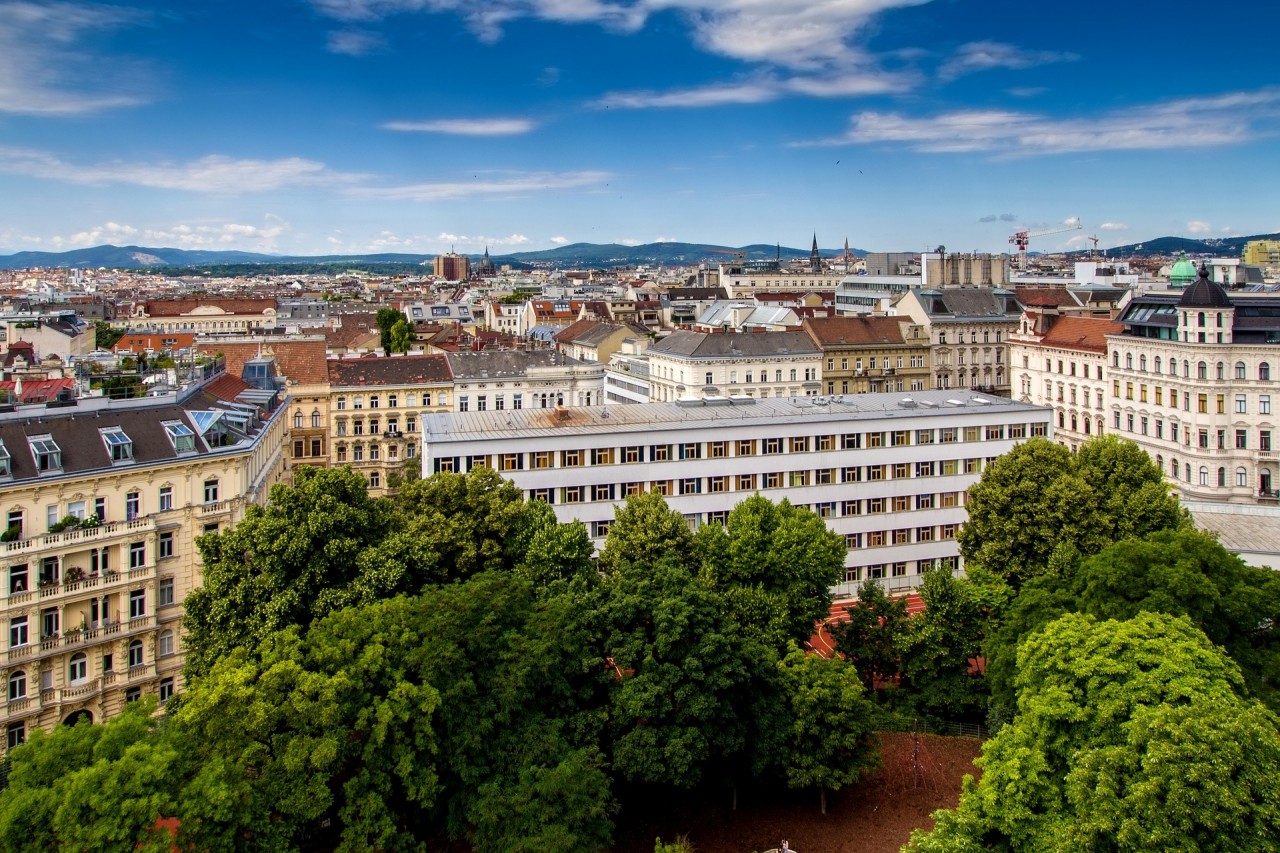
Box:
[908, 612, 1280, 852]
[959, 435, 1188, 587]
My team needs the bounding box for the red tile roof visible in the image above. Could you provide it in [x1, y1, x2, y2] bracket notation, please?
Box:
[204, 339, 329, 385]
[1039, 316, 1124, 353]
[0, 378, 75, 404]
[203, 372, 253, 403]
[141, 298, 277, 317]
[802, 315, 909, 346]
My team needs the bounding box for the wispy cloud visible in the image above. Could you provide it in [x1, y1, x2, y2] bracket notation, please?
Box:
[436, 232, 531, 247]
[939, 41, 1078, 81]
[0, 1, 154, 115]
[353, 170, 610, 201]
[0, 147, 362, 192]
[596, 69, 915, 109]
[381, 118, 537, 136]
[1100, 222, 1128, 231]
[803, 88, 1280, 155]
[549, 235, 570, 245]
[1187, 220, 1212, 234]
[979, 213, 1017, 223]
[327, 28, 386, 55]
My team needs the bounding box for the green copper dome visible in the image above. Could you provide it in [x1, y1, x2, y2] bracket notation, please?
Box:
[1169, 253, 1198, 288]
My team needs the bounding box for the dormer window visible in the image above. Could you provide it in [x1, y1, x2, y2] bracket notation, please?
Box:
[101, 427, 133, 463]
[0, 440, 10, 478]
[29, 436, 61, 473]
[164, 422, 196, 454]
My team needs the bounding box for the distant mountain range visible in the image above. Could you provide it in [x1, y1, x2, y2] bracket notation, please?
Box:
[2, 233, 1277, 272]
[0, 241, 842, 271]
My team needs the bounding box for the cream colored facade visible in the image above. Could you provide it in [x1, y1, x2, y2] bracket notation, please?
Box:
[720, 269, 845, 298]
[0, 389, 288, 749]
[1009, 314, 1116, 451]
[328, 379, 452, 495]
[646, 331, 822, 403]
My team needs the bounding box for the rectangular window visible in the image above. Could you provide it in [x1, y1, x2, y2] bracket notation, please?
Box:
[1263, 395, 1272, 415]
[159, 486, 173, 512]
[129, 589, 146, 619]
[841, 499, 862, 516]
[203, 480, 219, 503]
[1237, 429, 1249, 450]
[815, 468, 834, 485]
[562, 486, 584, 503]
[841, 466, 862, 483]
[159, 576, 174, 606]
[892, 496, 911, 512]
[735, 474, 757, 490]
[789, 436, 810, 453]
[709, 441, 728, 458]
[866, 432, 885, 448]
[709, 476, 729, 493]
[126, 491, 140, 520]
[891, 431, 910, 447]
[652, 480, 672, 496]
[129, 542, 145, 569]
[623, 482, 644, 497]
[679, 443, 701, 460]
[844, 534, 862, 551]
[916, 429, 934, 445]
[867, 465, 886, 481]
[868, 531, 887, 547]
[679, 478, 702, 495]
[650, 444, 671, 462]
[892, 463, 910, 479]
[841, 433, 861, 450]
[159, 532, 174, 560]
[1236, 395, 1248, 414]
[592, 484, 615, 501]
[964, 427, 980, 442]
[1262, 431, 1273, 452]
[9, 616, 28, 648]
[868, 498, 886, 514]
[916, 493, 935, 510]
[736, 439, 756, 456]
[941, 523, 958, 540]
[941, 428, 958, 443]
[789, 470, 810, 487]
[160, 677, 175, 703]
[941, 491, 961, 507]
[561, 449, 583, 467]
[763, 438, 782, 454]
[764, 472, 784, 489]
[498, 453, 523, 472]
[816, 435, 835, 452]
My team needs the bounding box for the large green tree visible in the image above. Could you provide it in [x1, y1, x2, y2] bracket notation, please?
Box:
[897, 567, 988, 722]
[959, 435, 1188, 587]
[375, 307, 409, 353]
[908, 611, 1280, 852]
[831, 579, 909, 694]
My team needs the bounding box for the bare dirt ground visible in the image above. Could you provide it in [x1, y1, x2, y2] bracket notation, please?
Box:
[612, 733, 983, 853]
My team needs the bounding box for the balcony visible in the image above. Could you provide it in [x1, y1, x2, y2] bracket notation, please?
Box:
[2, 517, 155, 557]
[28, 566, 146, 608]
[5, 615, 157, 664]
[197, 501, 229, 517]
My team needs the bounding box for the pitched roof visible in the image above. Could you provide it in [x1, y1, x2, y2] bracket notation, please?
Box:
[0, 378, 75, 404]
[204, 339, 329, 385]
[141, 298, 278, 317]
[1040, 316, 1125, 353]
[327, 354, 452, 387]
[802, 316, 909, 346]
[649, 330, 820, 358]
[446, 349, 588, 380]
[553, 318, 602, 345]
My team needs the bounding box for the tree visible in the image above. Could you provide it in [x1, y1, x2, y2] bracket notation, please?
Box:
[907, 612, 1280, 852]
[597, 490, 697, 576]
[959, 435, 1188, 588]
[389, 318, 413, 353]
[94, 319, 125, 350]
[182, 466, 392, 676]
[897, 568, 988, 722]
[830, 579, 909, 694]
[772, 649, 880, 814]
[375, 307, 408, 353]
[697, 495, 845, 652]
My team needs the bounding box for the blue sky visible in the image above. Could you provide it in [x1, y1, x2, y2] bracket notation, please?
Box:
[1, 0, 1276, 258]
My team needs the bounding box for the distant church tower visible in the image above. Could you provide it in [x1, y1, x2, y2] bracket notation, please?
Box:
[810, 234, 821, 272]
[475, 245, 495, 277]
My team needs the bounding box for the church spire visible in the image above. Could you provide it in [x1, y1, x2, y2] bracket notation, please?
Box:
[810, 233, 821, 272]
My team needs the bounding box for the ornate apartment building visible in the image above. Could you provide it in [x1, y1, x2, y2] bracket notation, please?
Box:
[421, 392, 1051, 599]
[646, 331, 822, 402]
[0, 374, 288, 749]
[1108, 266, 1280, 504]
[802, 316, 931, 395]
[1009, 308, 1122, 451]
[894, 287, 1023, 395]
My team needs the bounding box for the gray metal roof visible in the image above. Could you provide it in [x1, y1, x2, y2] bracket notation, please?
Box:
[648, 330, 820, 359]
[423, 391, 1047, 444]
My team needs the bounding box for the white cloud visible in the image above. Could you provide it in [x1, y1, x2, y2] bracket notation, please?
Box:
[52, 217, 289, 251]
[1063, 216, 1081, 227]
[0, 147, 364, 192]
[354, 170, 609, 201]
[1187, 220, 1212, 234]
[616, 238, 641, 246]
[1100, 222, 1129, 231]
[0, 2, 153, 115]
[939, 41, 1078, 81]
[327, 28, 386, 55]
[805, 88, 1280, 155]
[435, 232, 531, 247]
[549, 236, 570, 245]
[596, 68, 914, 109]
[381, 117, 537, 136]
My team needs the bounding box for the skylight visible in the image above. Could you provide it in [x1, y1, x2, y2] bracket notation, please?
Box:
[101, 427, 133, 463]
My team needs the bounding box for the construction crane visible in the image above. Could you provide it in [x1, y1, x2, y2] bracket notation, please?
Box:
[1086, 234, 1099, 257]
[1009, 220, 1083, 269]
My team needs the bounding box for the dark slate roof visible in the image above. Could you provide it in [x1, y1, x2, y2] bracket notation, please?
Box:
[1177, 265, 1233, 308]
[916, 287, 1023, 321]
[327, 354, 453, 387]
[0, 389, 268, 483]
[649, 330, 820, 358]
[446, 350, 588, 380]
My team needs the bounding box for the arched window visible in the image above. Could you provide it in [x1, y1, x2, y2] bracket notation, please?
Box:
[1199, 466, 1209, 486]
[1237, 467, 1249, 487]
[1236, 362, 1247, 380]
[158, 630, 174, 657]
[1262, 363, 1272, 381]
[1216, 362, 1225, 381]
[8, 670, 25, 700]
[1126, 353, 1133, 369]
[1184, 360, 1191, 378]
[1139, 355, 1147, 371]
[68, 652, 88, 685]
[1198, 361, 1208, 380]
[1154, 356, 1162, 374]
[1084, 418, 1091, 434]
[1171, 458, 1179, 478]
[311, 410, 321, 428]
[128, 639, 143, 669]
[1218, 468, 1226, 487]
[1218, 312, 1224, 328]
[293, 412, 303, 429]
[1156, 454, 1163, 470]
[1112, 351, 1120, 368]
[1058, 412, 1065, 428]
[336, 396, 347, 411]
[1071, 415, 1078, 432]
[1198, 311, 1206, 327]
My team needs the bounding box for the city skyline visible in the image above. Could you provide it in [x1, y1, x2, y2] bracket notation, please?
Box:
[1, 0, 1277, 258]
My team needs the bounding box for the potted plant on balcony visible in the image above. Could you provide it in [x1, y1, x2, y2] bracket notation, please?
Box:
[82, 515, 101, 530]
[47, 515, 81, 534]
[64, 566, 85, 583]
[0, 524, 20, 542]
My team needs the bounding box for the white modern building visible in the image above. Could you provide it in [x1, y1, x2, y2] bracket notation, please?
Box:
[421, 391, 1052, 598]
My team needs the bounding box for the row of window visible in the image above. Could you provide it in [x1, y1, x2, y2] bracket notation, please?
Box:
[1034, 356, 1102, 380]
[334, 415, 417, 436]
[844, 556, 959, 584]
[1114, 354, 1272, 382]
[7, 481, 220, 539]
[536, 479, 970, 508]
[8, 586, 156, 648]
[841, 523, 960, 549]
[1115, 382, 1274, 416]
[1115, 414, 1276, 453]
[826, 356, 928, 372]
[6, 632, 176, 699]
[5, 676, 176, 748]
[334, 391, 440, 410]
[938, 331, 1003, 344]
[333, 442, 414, 463]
